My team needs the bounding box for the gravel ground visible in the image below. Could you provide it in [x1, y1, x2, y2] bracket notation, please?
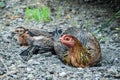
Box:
[0, 0, 120, 80]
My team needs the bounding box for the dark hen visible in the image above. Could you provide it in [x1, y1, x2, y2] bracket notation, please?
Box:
[12, 27, 52, 46]
[20, 35, 54, 61]
[12, 27, 53, 61]
[19, 27, 64, 61]
[53, 27, 101, 68]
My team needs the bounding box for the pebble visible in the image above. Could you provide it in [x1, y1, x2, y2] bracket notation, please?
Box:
[107, 66, 118, 74]
[18, 64, 27, 68]
[27, 67, 33, 72]
[59, 72, 67, 77]
[45, 75, 53, 80]
[28, 74, 34, 79]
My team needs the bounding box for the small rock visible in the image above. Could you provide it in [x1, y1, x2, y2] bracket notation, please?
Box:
[45, 75, 53, 80]
[49, 71, 54, 74]
[27, 67, 33, 72]
[98, 34, 102, 37]
[70, 78, 76, 80]
[32, 61, 40, 65]
[18, 64, 27, 68]
[107, 66, 118, 74]
[59, 72, 67, 77]
[28, 74, 34, 79]
[28, 59, 40, 65]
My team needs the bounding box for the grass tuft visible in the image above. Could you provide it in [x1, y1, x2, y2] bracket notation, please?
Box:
[98, 10, 120, 32]
[25, 6, 50, 22]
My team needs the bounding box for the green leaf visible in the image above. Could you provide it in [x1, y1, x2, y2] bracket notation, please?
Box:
[0, 1, 5, 8]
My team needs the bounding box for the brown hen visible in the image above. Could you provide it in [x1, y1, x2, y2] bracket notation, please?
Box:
[53, 27, 101, 68]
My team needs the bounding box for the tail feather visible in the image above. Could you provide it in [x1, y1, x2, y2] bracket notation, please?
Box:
[20, 46, 39, 61]
[20, 46, 54, 61]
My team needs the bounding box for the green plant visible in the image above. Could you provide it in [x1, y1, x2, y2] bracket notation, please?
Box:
[98, 10, 120, 32]
[25, 6, 50, 22]
[101, 36, 108, 41]
[0, 1, 5, 8]
[73, 21, 78, 27]
[56, 6, 62, 19]
[85, 20, 90, 30]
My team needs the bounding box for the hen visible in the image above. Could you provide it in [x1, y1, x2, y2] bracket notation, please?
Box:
[12, 27, 53, 61]
[12, 27, 52, 46]
[19, 35, 54, 61]
[53, 27, 101, 68]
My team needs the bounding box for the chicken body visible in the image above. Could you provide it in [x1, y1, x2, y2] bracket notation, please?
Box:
[12, 27, 53, 61]
[13, 27, 52, 46]
[53, 27, 101, 68]
[20, 35, 54, 61]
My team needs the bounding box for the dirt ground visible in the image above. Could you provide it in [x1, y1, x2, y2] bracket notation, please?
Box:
[0, 0, 120, 80]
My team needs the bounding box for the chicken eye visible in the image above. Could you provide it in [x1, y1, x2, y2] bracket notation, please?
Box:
[65, 38, 70, 41]
[16, 30, 19, 32]
[20, 30, 23, 32]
